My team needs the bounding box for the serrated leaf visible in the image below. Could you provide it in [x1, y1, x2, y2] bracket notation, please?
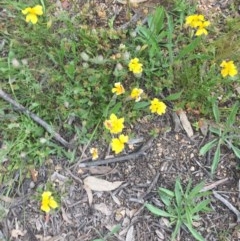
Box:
[145, 203, 174, 217]
[199, 139, 218, 155]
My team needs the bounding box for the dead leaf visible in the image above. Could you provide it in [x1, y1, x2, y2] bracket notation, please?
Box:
[11, 229, 26, 238]
[61, 207, 73, 224]
[198, 119, 209, 136]
[155, 229, 164, 240]
[50, 172, 68, 185]
[29, 168, 38, 182]
[126, 225, 134, 241]
[83, 185, 93, 206]
[94, 203, 112, 216]
[89, 166, 112, 175]
[111, 193, 121, 206]
[83, 176, 123, 192]
[177, 109, 194, 137]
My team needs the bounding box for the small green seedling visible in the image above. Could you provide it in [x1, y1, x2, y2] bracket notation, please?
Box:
[145, 178, 212, 241]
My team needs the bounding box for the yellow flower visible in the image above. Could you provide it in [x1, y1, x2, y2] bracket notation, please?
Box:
[111, 134, 129, 154]
[22, 5, 43, 24]
[150, 98, 167, 115]
[130, 88, 144, 102]
[104, 114, 124, 134]
[185, 14, 205, 28]
[128, 58, 143, 74]
[90, 148, 99, 160]
[112, 82, 125, 95]
[41, 191, 58, 213]
[220, 60, 238, 77]
[195, 21, 210, 36]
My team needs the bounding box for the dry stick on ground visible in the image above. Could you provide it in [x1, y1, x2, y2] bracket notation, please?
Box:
[78, 137, 154, 168]
[0, 89, 71, 149]
[213, 190, 240, 223]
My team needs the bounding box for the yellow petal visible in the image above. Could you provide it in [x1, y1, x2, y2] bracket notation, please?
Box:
[49, 197, 58, 209]
[26, 13, 38, 24]
[22, 7, 31, 15]
[41, 203, 51, 212]
[33, 5, 43, 15]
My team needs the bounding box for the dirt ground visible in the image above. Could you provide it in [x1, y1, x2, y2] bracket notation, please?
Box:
[1, 0, 240, 241]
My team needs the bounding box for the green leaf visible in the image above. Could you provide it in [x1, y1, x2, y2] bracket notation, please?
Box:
[159, 187, 175, 197]
[211, 142, 221, 174]
[171, 219, 182, 241]
[185, 208, 193, 225]
[192, 199, 212, 214]
[133, 101, 149, 110]
[199, 139, 218, 155]
[105, 224, 121, 238]
[226, 102, 239, 127]
[109, 102, 122, 114]
[158, 187, 174, 206]
[174, 179, 183, 207]
[212, 101, 220, 123]
[148, 6, 165, 36]
[231, 144, 240, 159]
[164, 91, 183, 101]
[145, 203, 174, 217]
[209, 126, 221, 136]
[188, 182, 205, 199]
[176, 37, 201, 60]
[184, 222, 205, 241]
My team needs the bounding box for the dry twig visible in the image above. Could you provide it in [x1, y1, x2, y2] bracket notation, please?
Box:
[78, 137, 154, 167]
[0, 89, 71, 149]
[213, 190, 240, 222]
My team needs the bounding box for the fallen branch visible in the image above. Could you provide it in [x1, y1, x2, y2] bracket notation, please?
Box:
[0, 89, 71, 149]
[78, 137, 154, 168]
[213, 190, 240, 222]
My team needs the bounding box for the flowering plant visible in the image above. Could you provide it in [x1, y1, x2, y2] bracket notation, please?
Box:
[22, 5, 43, 24]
